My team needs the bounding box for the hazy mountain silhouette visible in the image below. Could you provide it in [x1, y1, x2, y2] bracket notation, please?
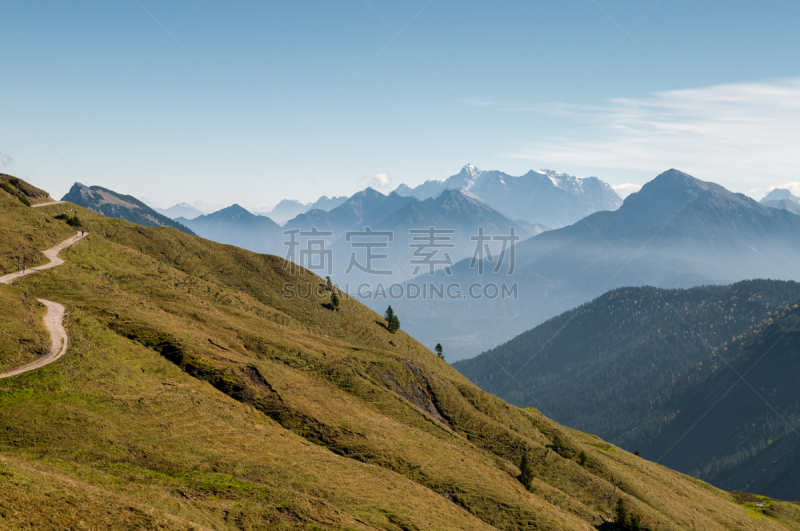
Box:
[395, 164, 622, 227]
[266, 199, 309, 225]
[305, 195, 348, 212]
[284, 187, 529, 286]
[762, 188, 800, 203]
[394, 169, 800, 359]
[762, 198, 800, 215]
[177, 204, 283, 254]
[155, 202, 204, 220]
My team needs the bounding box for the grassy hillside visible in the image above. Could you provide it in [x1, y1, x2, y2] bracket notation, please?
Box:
[1, 176, 799, 529]
[0, 173, 54, 205]
[0, 175, 74, 274]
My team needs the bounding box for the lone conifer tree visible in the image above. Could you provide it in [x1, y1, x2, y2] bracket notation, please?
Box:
[615, 498, 629, 529]
[331, 293, 340, 308]
[519, 453, 534, 489]
[384, 306, 400, 333]
[435, 343, 444, 359]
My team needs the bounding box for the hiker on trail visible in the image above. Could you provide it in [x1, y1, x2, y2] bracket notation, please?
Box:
[81, 230, 84, 237]
[23, 265, 26, 273]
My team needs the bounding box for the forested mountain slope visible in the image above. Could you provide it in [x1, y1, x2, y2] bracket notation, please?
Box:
[640, 301, 800, 499]
[455, 281, 800, 439]
[455, 281, 800, 500]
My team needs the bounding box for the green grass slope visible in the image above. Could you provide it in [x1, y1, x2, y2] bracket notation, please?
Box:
[0, 173, 54, 206]
[0, 177, 75, 274]
[0, 177, 798, 530]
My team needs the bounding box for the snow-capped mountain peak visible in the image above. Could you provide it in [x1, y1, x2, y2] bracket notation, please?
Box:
[394, 164, 622, 227]
[538, 168, 580, 192]
[462, 163, 481, 179]
[454, 163, 482, 191]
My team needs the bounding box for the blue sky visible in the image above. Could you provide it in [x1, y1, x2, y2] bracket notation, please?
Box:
[2, 0, 799, 212]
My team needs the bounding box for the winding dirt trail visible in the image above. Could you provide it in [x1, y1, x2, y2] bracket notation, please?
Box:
[0, 300, 68, 379]
[0, 232, 87, 285]
[0, 232, 87, 379]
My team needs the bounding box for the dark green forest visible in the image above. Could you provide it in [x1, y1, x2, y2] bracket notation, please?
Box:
[454, 279, 800, 494]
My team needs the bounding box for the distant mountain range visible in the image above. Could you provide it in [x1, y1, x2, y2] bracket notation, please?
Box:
[395, 164, 622, 228]
[162, 186, 532, 285]
[393, 169, 800, 358]
[261, 196, 349, 225]
[453, 279, 800, 499]
[155, 202, 205, 220]
[760, 188, 800, 216]
[287, 187, 533, 285]
[62, 183, 194, 235]
[762, 188, 800, 203]
[762, 198, 800, 215]
[265, 199, 309, 225]
[305, 194, 347, 213]
[284, 188, 417, 235]
[176, 205, 283, 255]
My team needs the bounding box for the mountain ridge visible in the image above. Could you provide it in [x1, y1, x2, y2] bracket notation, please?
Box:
[393, 168, 800, 358]
[176, 203, 283, 254]
[61, 182, 195, 235]
[395, 164, 622, 227]
[155, 202, 204, 220]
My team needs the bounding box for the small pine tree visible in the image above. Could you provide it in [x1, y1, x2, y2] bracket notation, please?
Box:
[325, 275, 332, 288]
[331, 293, 340, 308]
[385, 306, 400, 333]
[579, 450, 587, 466]
[615, 498, 629, 529]
[629, 512, 644, 531]
[435, 343, 444, 359]
[519, 453, 534, 489]
[551, 434, 572, 459]
[634, 449, 641, 457]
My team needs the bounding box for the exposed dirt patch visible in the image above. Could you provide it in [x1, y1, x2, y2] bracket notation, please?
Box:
[244, 366, 273, 393]
[377, 360, 451, 428]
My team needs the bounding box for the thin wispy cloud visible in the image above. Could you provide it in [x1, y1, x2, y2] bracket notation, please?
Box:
[461, 98, 494, 107]
[511, 78, 800, 195]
